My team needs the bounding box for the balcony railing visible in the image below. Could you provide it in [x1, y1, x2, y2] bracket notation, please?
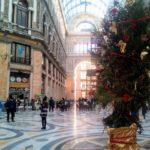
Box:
[11, 57, 31, 65]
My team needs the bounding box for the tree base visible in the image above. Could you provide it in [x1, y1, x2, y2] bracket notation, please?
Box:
[107, 123, 140, 150]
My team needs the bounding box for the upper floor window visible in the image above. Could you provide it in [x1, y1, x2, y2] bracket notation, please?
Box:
[11, 43, 31, 65]
[80, 72, 86, 80]
[80, 82, 86, 90]
[42, 54, 46, 70]
[48, 61, 51, 74]
[17, 0, 28, 27]
[48, 26, 51, 44]
[52, 36, 55, 51]
[43, 14, 46, 36]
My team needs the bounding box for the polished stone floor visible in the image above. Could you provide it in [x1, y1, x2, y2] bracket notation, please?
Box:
[0, 107, 150, 150]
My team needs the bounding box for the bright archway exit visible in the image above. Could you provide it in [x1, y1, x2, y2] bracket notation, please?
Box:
[74, 61, 96, 101]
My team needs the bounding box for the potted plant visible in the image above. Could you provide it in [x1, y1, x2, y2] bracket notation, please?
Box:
[92, 0, 150, 149]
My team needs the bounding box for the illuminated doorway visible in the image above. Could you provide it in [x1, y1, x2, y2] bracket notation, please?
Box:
[74, 61, 96, 101]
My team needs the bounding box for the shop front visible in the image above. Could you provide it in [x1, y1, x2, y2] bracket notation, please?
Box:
[9, 72, 30, 103]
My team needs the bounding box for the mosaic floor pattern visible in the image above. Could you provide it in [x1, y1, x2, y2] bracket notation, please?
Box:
[0, 108, 150, 150]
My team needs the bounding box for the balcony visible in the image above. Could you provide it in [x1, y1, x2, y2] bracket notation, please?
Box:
[11, 57, 31, 65]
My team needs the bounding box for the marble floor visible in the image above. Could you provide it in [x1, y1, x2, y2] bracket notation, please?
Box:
[0, 108, 150, 150]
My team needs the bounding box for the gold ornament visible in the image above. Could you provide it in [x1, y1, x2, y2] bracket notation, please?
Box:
[118, 40, 127, 53]
[145, 69, 150, 78]
[140, 50, 148, 60]
[126, 0, 136, 6]
[109, 21, 117, 35]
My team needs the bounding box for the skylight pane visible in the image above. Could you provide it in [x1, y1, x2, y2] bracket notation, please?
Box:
[60, 0, 111, 25]
[76, 22, 94, 32]
[87, 5, 104, 18]
[72, 0, 76, 7]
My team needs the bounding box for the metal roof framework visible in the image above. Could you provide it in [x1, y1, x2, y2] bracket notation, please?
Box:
[60, 0, 108, 24]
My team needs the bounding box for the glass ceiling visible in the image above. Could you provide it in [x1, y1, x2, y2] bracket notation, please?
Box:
[60, 0, 109, 24]
[76, 22, 95, 32]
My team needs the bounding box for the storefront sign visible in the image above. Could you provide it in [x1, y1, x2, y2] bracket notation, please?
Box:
[9, 88, 30, 93]
[10, 82, 30, 88]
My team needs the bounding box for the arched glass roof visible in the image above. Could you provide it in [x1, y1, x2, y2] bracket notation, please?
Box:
[60, 0, 109, 23]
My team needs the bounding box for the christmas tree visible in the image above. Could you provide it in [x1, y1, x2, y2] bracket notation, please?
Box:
[92, 0, 150, 132]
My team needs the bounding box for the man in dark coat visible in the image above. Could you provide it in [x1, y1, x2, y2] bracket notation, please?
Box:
[142, 104, 148, 119]
[48, 97, 55, 112]
[4, 95, 16, 122]
[40, 96, 48, 129]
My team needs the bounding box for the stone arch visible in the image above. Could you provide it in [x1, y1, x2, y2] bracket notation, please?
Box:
[66, 57, 96, 100]
[14, 0, 33, 7]
[66, 55, 92, 73]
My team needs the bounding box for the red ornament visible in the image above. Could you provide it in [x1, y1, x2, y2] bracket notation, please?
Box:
[112, 8, 118, 15]
[123, 94, 130, 102]
[130, 23, 136, 28]
[123, 35, 129, 42]
[104, 85, 109, 90]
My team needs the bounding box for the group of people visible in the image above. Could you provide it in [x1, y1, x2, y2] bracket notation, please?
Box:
[77, 97, 94, 111]
[56, 98, 72, 112]
[31, 97, 72, 112]
[4, 95, 148, 130]
[4, 95, 73, 129]
[39, 97, 73, 129]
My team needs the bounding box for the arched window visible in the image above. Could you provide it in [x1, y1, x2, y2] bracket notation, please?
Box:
[16, 0, 28, 27]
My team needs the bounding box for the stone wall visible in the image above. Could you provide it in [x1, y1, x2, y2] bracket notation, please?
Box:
[0, 42, 9, 101]
[31, 49, 42, 98]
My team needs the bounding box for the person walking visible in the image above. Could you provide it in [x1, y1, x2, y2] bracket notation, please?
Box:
[142, 104, 148, 120]
[4, 95, 16, 122]
[39, 96, 48, 129]
[48, 97, 55, 112]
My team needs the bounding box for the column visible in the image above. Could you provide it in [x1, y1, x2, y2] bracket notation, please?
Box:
[59, 84, 61, 100]
[28, 8, 33, 34]
[0, 42, 9, 101]
[53, 80, 55, 98]
[8, 0, 12, 22]
[13, 2, 17, 24]
[32, 50, 42, 98]
[30, 72, 33, 100]
[0, 0, 4, 18]
[45, 58, 48, 96]
[33, 0, 37, 22]
[49, 78, 52, 97]
[56, 83, 58, 100]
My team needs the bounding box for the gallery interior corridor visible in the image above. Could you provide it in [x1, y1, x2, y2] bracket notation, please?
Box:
[0, 0, 149, 150]
[0, 107, 150, 150]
